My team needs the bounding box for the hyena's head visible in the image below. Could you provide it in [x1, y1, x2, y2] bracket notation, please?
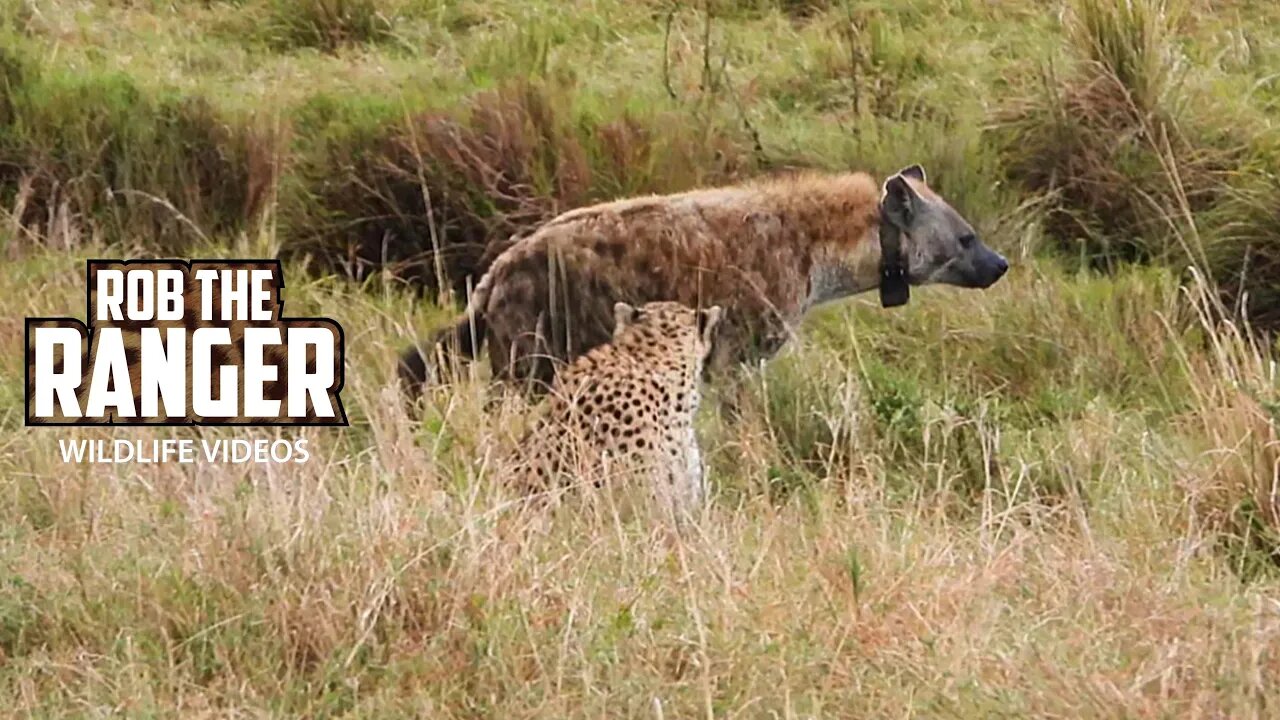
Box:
[880, 165, 1008, 289]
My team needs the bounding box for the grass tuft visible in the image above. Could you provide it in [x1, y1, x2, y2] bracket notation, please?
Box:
[995, 0, 1219, 267]
[1203, 173, 1280, 330]
[286, 79, 755, 299]
[1066, 0, 1184, 115]
[1174, 276, 1280, 577]
[264, 0, 395, 53]
[0, 43, 280, 249]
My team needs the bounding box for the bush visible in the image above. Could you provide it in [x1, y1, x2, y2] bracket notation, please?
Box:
[263, 0, 395, 52]
[0, 38, 278, 248]
[995, 0, 1228, 267]
[285, 80, 756, 300]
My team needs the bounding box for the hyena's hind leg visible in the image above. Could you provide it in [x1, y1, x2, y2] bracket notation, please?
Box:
[489, 315, 561, 399]
[398, 313, 487, 404]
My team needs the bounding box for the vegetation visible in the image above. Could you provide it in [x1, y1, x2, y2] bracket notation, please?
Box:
[0, 0, 1277, 715]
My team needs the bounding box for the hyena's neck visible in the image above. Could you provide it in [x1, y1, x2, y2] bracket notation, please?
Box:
[805, 226, 882, 309]
[752, 172, 884, 309]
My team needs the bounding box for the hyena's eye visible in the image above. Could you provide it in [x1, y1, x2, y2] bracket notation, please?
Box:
[958, 233, 976, 249]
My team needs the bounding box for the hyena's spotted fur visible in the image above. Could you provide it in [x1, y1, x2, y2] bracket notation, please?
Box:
[401, 166, 1008, 396]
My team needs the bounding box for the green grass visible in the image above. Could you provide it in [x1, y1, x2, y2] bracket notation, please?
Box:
[1, 0, 1278, 716]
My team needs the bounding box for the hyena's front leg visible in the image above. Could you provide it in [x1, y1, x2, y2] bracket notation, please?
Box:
[703, 321, 753, 422]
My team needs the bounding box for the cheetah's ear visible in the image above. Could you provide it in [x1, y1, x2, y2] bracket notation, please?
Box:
[613, 302, 638, 334]
[698, 306, 723, 340]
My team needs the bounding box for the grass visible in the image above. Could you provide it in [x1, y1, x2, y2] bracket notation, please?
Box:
[0, 0, 1278, 716]
[2, 235, 1277, 716]
[996, 0, 1280, 329]
[261, 0, 397, 52]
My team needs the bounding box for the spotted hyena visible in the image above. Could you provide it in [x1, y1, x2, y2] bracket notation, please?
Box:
[400, 164, 1007, 394]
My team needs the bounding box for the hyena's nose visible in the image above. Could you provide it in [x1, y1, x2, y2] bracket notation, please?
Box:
[992, 255, 1009, 280]
[978, 248, 1009, 288]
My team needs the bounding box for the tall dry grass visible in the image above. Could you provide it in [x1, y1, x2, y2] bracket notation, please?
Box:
[996, 0, 1280, 332]
[286, 79, 756, 299]
[1, 0, 1279, 715]
[2, 231, 1278, 715]
[1171, 271, 1280, 579]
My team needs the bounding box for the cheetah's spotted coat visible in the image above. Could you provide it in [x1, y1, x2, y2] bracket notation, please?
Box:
[509, 301, 722, 513]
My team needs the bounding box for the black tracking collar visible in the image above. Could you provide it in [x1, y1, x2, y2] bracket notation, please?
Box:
[878, 202, 910, 308]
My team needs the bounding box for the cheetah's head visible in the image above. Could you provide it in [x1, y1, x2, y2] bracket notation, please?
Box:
[613, 301, 722, 361]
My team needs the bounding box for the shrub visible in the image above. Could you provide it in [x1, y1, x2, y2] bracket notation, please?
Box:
[285, 80, 755, 300]
[994, 0, 1231, 267]
[0, 47, 278, 249]
[263, 0, 394, 53]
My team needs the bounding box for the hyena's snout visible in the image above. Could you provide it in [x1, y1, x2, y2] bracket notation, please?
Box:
[972, 242, 1009, 288]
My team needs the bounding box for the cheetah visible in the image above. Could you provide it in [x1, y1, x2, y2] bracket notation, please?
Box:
[506, 300, 722, 514]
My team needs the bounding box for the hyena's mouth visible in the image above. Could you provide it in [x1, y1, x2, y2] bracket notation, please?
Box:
[920, 256, 1009, 289]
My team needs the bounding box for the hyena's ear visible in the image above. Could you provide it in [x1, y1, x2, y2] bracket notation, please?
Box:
[881, 174, 919, 228]
[614, 302, 638, 334]
[898, 164, 926, 183]
[698, 306, 723, 341]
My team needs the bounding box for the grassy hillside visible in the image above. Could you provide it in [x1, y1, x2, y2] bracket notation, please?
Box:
[1, 0, 1278, 716]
